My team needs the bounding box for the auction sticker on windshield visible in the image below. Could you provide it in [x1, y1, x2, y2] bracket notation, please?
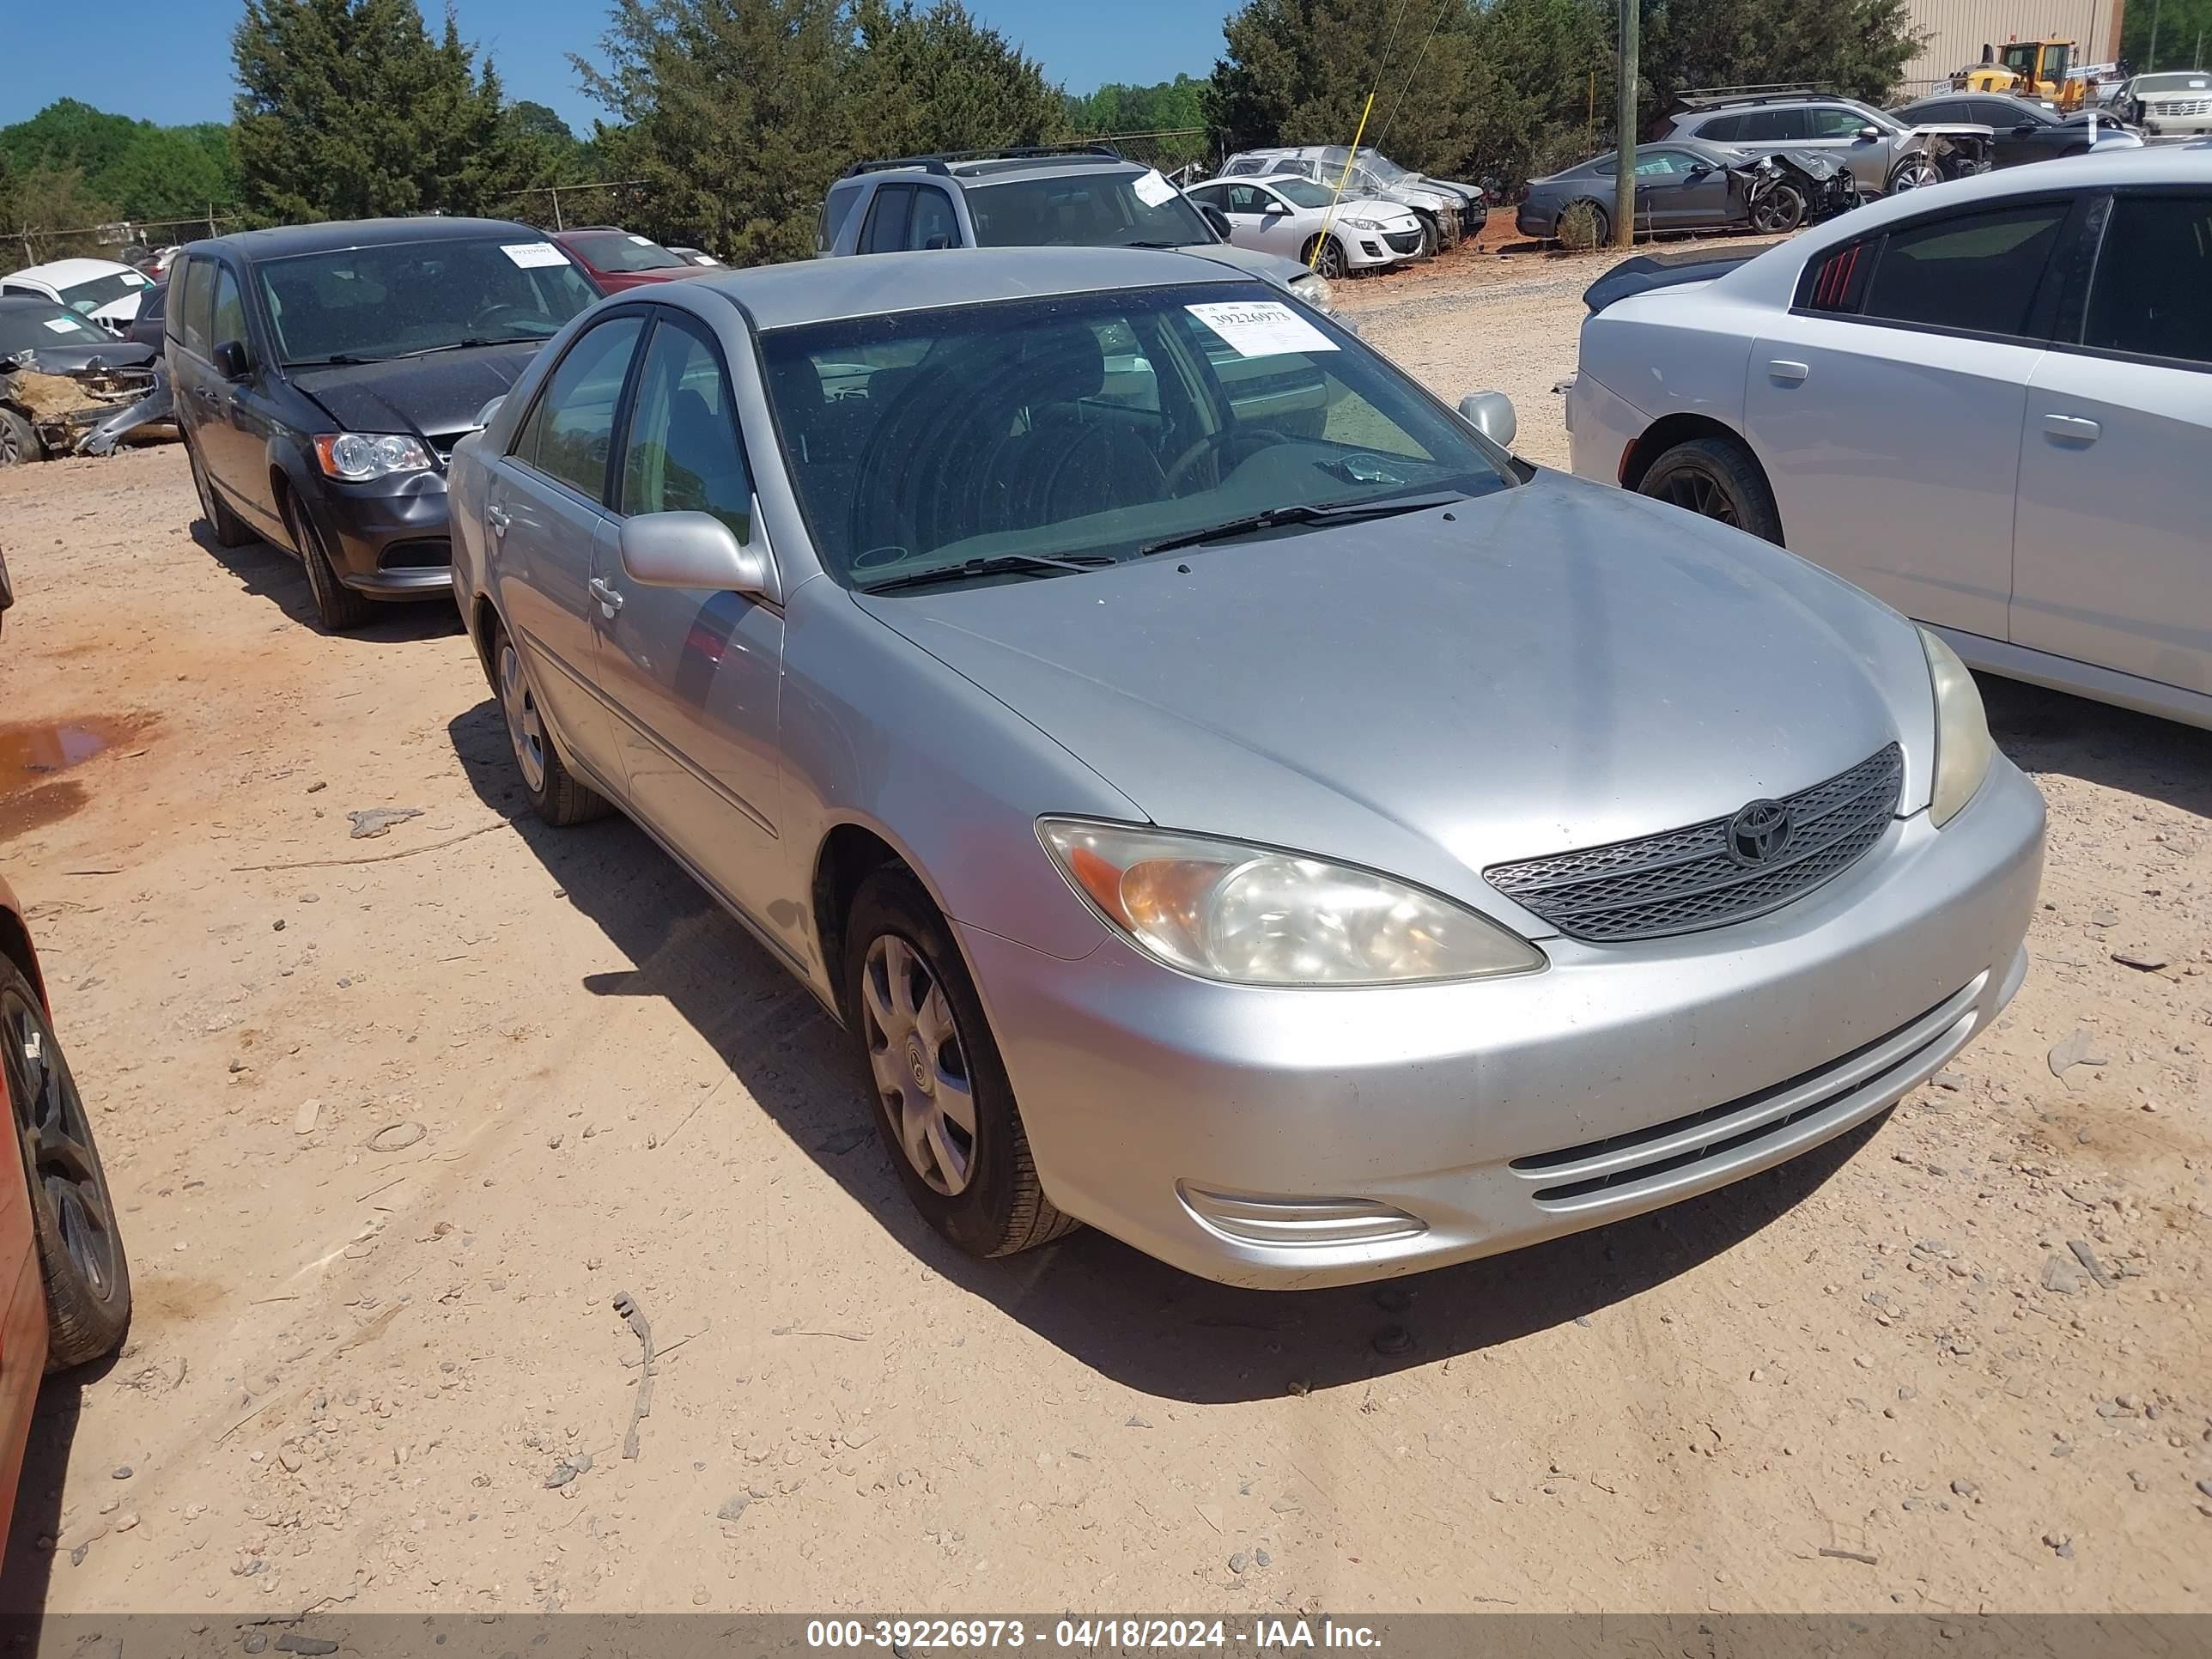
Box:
[501, 242, 569, 269]
[1132, 168, 1179, 207]
[43, 318, 80, 333]
[1185, 301, 1339, 358]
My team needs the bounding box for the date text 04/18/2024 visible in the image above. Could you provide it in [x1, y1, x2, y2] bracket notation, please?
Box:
[804, 1619, 1385, 1650]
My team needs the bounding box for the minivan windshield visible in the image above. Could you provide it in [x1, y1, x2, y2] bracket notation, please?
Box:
[760, 282, 1513, 591]
[256, 237, 599, 366]
[963, 171, 1216, 249]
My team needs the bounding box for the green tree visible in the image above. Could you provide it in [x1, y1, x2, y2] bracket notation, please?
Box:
[2122, 0, 2212, 70]
[1641, 0, 1923, 113]
[1066, 73, 1209, 136]
[844, 0, 1066, 161]
[1, 100, 242, 225]
[0, 162, 123, 268]
[231, 0, 524, 223]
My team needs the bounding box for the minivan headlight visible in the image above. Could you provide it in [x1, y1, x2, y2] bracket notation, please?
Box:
[1039, 819, 1545, 986]
[1288, 270, 1335, 313]
[313, 432, 434, 482]
[1921, 628, 1993, 827]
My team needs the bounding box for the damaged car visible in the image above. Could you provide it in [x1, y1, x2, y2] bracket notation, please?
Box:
[1517, 138, 1860, 244]
[1666, 94, 1993, 194]
[0, 295, 163, 465]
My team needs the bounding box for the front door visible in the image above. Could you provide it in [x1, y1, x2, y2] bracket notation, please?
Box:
[490, 310, 647, 791]
[594, 311, 787, 932]
[2009, 190, 2212, 695]
[1747, 197, 2071, 640]
[1631, 149, 1719, 230]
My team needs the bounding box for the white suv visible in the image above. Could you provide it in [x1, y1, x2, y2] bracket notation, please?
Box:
[1567, 149, 2212, 730]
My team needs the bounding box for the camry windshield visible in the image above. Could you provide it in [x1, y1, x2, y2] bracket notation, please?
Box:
[58, 270, 149, 313]
[761, 282, 1513, 591]
[0, 305, 108, 353]
[257, 239, 599, 365]
[568, 231, 686, 272]
[963, 173, 1213, 248]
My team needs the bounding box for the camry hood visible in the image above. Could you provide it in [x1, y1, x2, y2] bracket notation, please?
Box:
[289, 341, 545, 444]
[856, 472, 1936, 919]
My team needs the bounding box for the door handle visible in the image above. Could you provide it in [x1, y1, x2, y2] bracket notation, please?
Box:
[1767, 360, 1810, 384]
[2041, 412, 2101, 444]
[485, 503, 509, 537]
[589, 575, 624, 616]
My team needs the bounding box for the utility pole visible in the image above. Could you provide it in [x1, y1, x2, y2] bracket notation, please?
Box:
[2148, 0, 2161, 68]
[1613, 0, 1639, 249]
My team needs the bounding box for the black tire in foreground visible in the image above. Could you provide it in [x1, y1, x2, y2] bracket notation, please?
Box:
[843, 866, 1076, 1260]
[1638, 435, 1786, 545]
[2, 956, 131, 1372]
[290, 501, 376, 633]
[492, 621, 611, 826]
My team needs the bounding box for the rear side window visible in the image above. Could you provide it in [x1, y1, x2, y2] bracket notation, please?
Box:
[1861, 203, 2067, 336]
[2082, 192, 2212, 366]
[1698, 113, 1745, 141]
[176, 257, 214, 356]
[859, 185, 915, 255]
[513, 314, 645, 501]
[1740, 107, 1808, 141]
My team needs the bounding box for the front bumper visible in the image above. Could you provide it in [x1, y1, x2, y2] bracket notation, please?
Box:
[300, 470, 455, 600]
[962, 760, 2044, 1288]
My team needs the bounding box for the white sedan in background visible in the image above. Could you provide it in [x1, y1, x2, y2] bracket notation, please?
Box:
[1567, 149, 2212, 731]
[0, 258, 155, 337]
[1185, 174, 1425, 278]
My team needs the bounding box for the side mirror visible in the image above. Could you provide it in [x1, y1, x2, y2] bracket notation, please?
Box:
[1857, 125, 1882, 140]
[213, 338, 252, 380]
[1457, 391, 1516, 451]
[619, 509, 778, 604]
[2013, 122, 2039, 134]
[471, 395, 505, 431]
[1686, 162, 1711, 177]
[1200, 205, 1231, 238]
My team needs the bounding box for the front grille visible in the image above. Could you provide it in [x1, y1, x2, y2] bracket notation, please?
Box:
[1383, 228, 1424, 254]
[2161, 99, 2210, 114]
[1485, 744, 1902, 942]
[380, 538, 452, 570]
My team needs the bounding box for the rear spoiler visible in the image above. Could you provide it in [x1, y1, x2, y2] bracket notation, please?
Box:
[1583, 247, 1755, 314]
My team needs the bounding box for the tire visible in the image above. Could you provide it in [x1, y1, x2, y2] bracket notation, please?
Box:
[290, 499, 377, 633]
[1300, 234, 1347, 280]
[185, 432, 255, 546]
[1413, 213, 1439, 258]
[491, 621, 611, 826]
[1887, 155, 1942, 192]
[1557, 199, 1610, 252]
[843, 866, 1075, 1260]
[1638, 436, 1784, 545]
[2, 956, 131, 1372]
[0, 406, 42, 468]
[1751, 182, 1807, 234]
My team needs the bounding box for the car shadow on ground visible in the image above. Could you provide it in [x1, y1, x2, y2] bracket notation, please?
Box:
[1980, 673, 2211, 820]
[188, 524, 461, 641]
[0, 1358, 112, 1618]
[447, 697, 1881, 1405]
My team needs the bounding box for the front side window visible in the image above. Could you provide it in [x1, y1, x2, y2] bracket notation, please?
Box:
[513, 314, 645, 501]
[1267, 178, 1340, 210]
[1634, 150, 1696, 178]
[1224, 184, 1269, 214]
[210, 268, 246, 349]
[256, 238, 599, 366]
[1809, 106, 1873, 138]
[860, 185, 914, 254]
[177, 257, 214, 356]
[619, 318, 754, 538]
[758, 282, 1513, 590]
[963, 171, 1213, 249]
[1860, 203, 2067, 336]
[2082, 193, 2212, 366]
[906, 188, 960, 251]
[819, 184, 865, 253]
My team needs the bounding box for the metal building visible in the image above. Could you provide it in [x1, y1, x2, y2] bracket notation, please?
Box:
[1897, 0, 2129, 93]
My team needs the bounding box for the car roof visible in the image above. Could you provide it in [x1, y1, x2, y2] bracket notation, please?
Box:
[3, 257, 139, 285]
[185, 216, 551, 264]
[695, 246, 1268, 331]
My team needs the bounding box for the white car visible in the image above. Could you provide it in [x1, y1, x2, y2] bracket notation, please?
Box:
[0, 258, 155, 337]
[2121, 71, 2212, 140]
[1567, 148, 2212, 730]
[1184, 173, 1425, 277]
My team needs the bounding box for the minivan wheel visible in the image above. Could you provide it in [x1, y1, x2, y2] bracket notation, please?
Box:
[0, 407, 41, 468]
[290, 501, 376, 632]
[185, 434, 255, 546]
[1638, 436, 1785, 545]
[493, 623, 610, 826]
[1300, 234, 1348, 280]
[844, 866, 1075, 1259]
[3, 956, 131, 1372]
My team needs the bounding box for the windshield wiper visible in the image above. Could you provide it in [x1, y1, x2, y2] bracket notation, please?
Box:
[858, 551, 1116, 594]
[283, 353, 382, 367]
[1139, 492, 1466, 558]
[382, 336, 540, 360]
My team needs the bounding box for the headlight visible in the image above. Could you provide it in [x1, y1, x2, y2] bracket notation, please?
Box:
[313, 432, 435, 482]
[1038, 819, 1545, 987]
[1921, 628, 1993, 827]
[1340, 215, 1383, 230]
[1288, 271, 1335, 313]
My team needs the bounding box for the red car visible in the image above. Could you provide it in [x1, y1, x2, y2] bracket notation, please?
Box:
[0, 874, 131, 1549]
[550, 228, 699, 291]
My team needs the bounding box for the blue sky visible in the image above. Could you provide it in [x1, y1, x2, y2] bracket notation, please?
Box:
[2, 0, 1225, 132]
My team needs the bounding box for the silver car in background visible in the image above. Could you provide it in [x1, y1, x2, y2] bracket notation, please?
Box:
[447, 247, 2041, 1289]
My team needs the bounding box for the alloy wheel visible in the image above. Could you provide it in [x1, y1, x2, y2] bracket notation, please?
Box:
[498, 641, 550, 794]
[1752, 185, 1806, 233]
[1659, 465, 1741, 527]
[1317, 238, 1346, 280]
[1892, 157, 1941, 191]
[0, 424, 24, 467]
[860, 933, 975, 1197]
[3, 986, 121, 1303]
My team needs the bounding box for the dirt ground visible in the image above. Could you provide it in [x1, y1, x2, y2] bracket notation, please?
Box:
[1, 242, 2209, 1619]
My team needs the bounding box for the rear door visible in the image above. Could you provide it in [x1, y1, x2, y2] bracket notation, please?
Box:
[2008, 189, 2212, 695]
[488, 309, 648, 793]
[1746, 195, 2071, 641]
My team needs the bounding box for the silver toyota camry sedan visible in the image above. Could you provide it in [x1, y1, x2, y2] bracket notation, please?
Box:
[447, 246, 2044, 1290]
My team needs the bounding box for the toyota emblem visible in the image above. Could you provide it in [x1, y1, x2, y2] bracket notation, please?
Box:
[1727, 799, 1795, 866]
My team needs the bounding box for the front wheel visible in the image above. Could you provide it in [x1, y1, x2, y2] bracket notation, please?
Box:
[3, 957, 131, 1371]
[291, 502, 376, 632]
[1751, 181, 1807, 233]
[1888, 155, 1942, 191]
[1300, 234, 1347, 280]
[1637, 436, 1784, 545]
[0, 407, 41, 468]
[844, 866, 1074, 1260]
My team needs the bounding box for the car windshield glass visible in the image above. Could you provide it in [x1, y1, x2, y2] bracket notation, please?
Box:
[569, 232, 686, 272]
[256, 239, 599, 364]
[1267, 178, 1338, 209]
[0, 305, 108, 353]
[963, 172, 1213, 248]
[759, 282, 1513, 591]
[1358, 153, 1414, 182]
[58, 270, 149, 313]
[2136, 73, 2211, 92]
